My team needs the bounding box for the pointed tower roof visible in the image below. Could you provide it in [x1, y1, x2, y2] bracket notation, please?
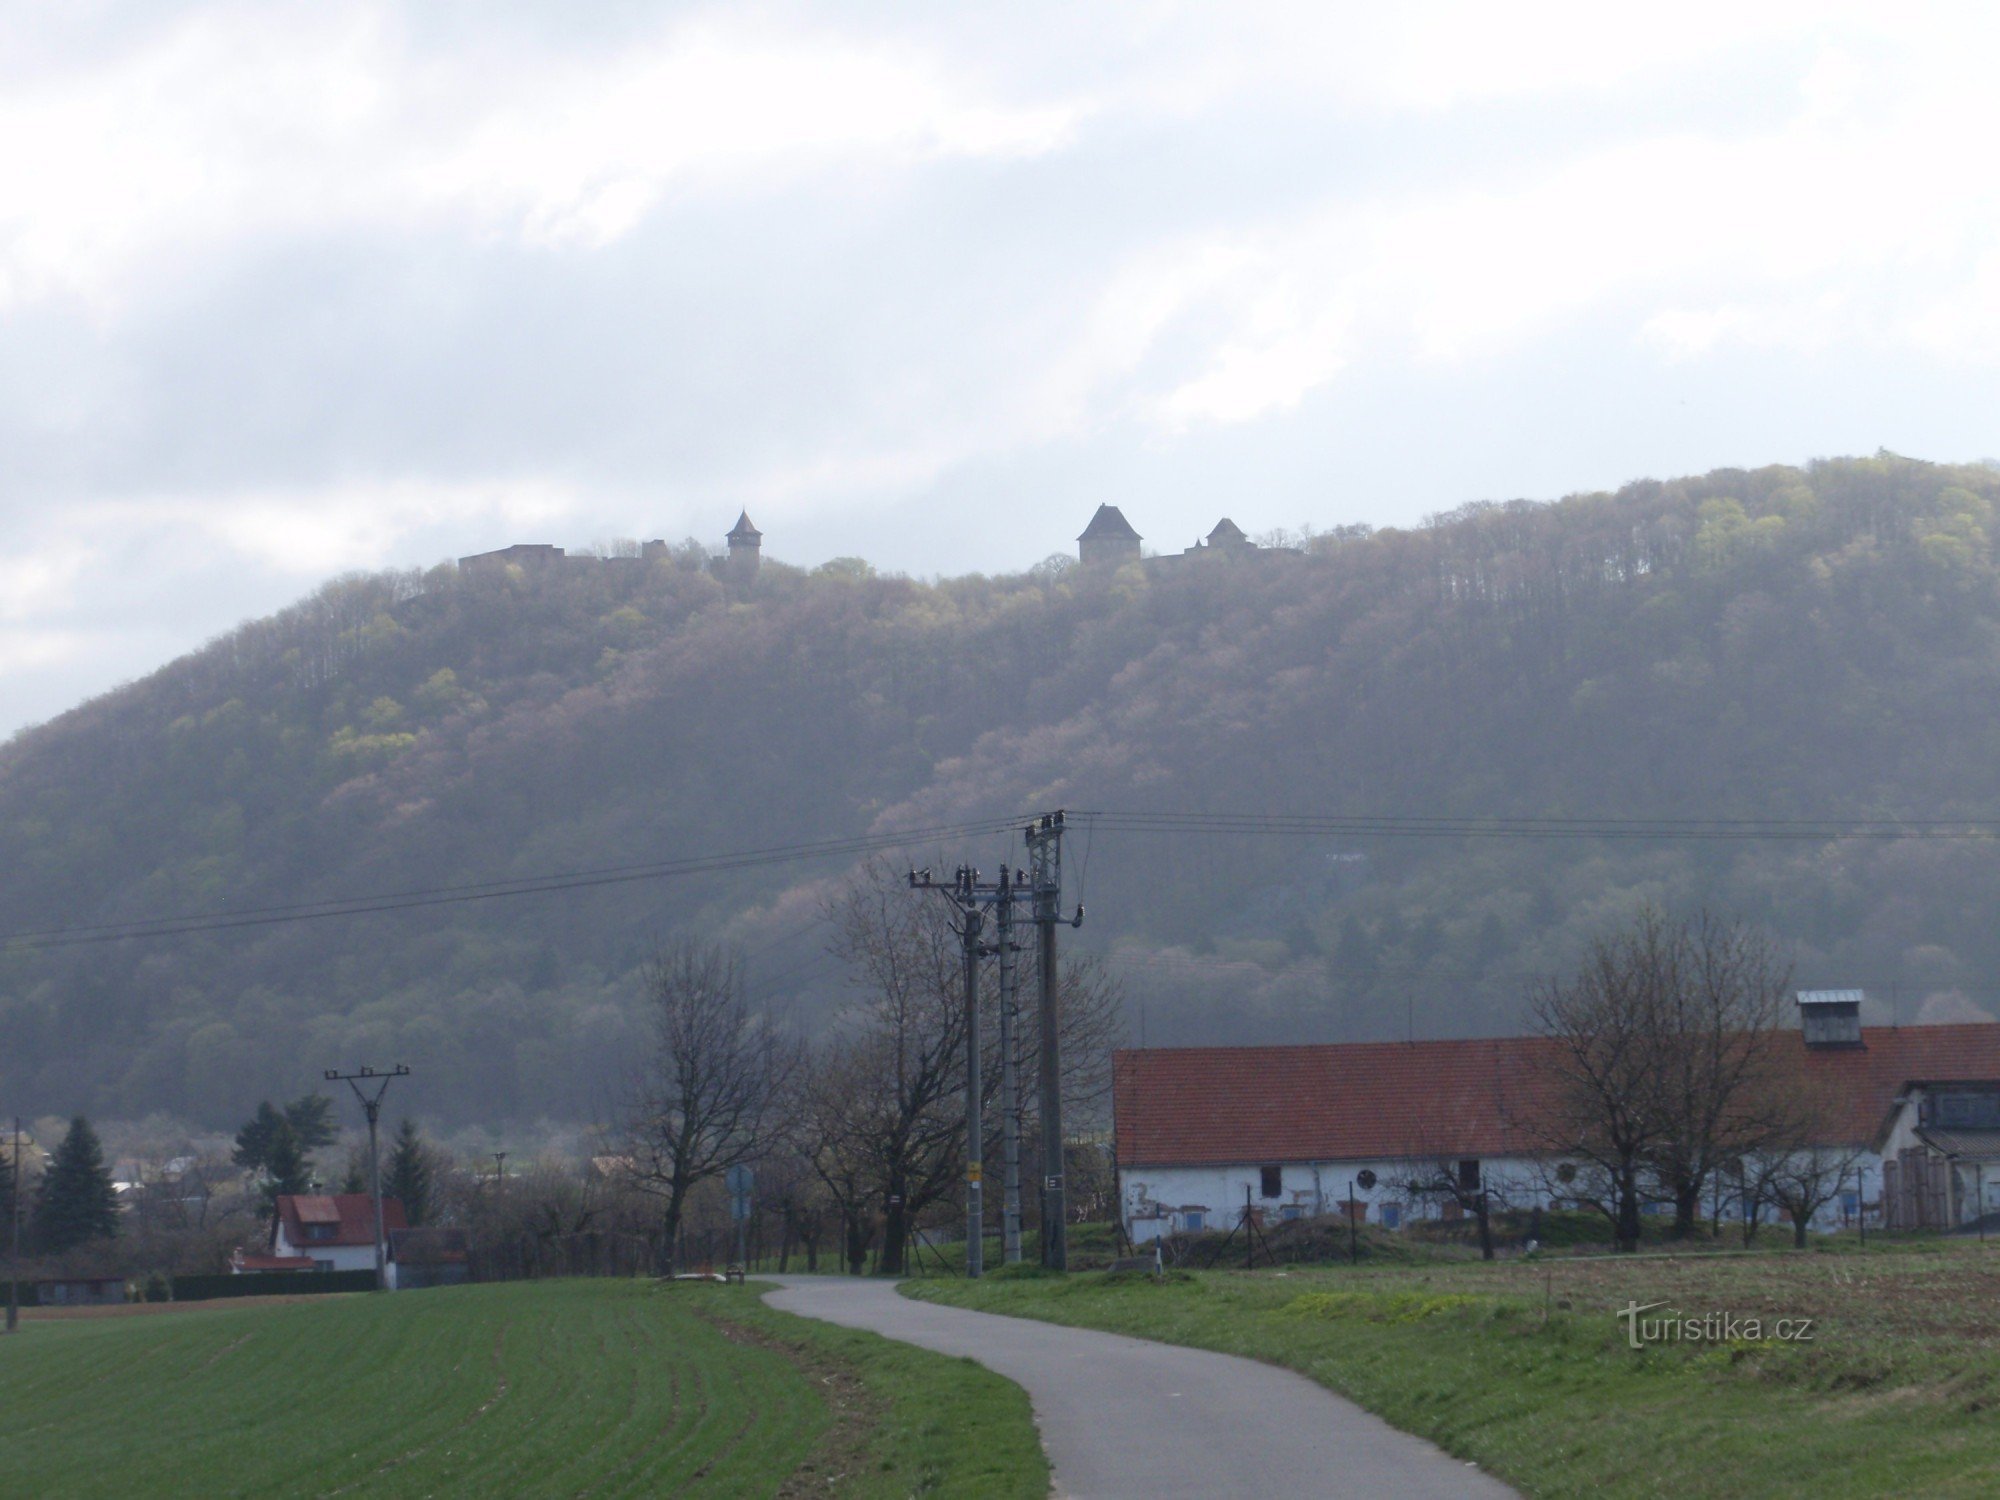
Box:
[1207, 518, 1249, 546]
[1077, 504, 1142, 543]
[727, 510, 762, 543]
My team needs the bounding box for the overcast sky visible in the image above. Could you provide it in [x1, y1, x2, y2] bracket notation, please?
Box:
[6, 2, 2000, 739]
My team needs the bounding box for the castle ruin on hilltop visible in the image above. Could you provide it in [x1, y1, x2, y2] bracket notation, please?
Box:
[458, 510, 762, 586]
[457, 501, 1277, 583]
[1076, 504, 1276, 570]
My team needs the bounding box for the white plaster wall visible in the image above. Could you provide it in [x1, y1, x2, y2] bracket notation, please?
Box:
[1122, 1154, 1882, 1238]
[1120, 1156, 1550, 1242]
[273, 1223, 381, 1273]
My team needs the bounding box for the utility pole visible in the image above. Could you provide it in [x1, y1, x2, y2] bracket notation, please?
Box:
[6, 1116, 20, 1335]
[1026, 811, 1082, 1271]
[996, 862, 1023, 1265]
[325, 1065, 410, 1291]
[910, 866, 987, 1277]
[957, 871, 984, 1278]
[909, 812, 1079, 1277]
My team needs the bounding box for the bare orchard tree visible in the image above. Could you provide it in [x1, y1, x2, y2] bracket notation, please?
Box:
[1529, 907, 1795, 1251]
[1528, 910, 1680, 1252]
[1642, 912, 1793, 1237]
[817, 862, 971, 1276]
[1754, 1074, 1870, 1248]
[624, 942, 799, 1273]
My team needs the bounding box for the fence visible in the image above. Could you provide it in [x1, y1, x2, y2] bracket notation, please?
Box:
[173, 1270, 377, 1301]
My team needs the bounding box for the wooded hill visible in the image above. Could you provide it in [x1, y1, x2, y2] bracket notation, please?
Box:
[4, 453, 1999, 1127]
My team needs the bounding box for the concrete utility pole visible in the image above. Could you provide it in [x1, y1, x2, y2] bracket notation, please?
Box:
[910, 812, 1080, 1277]
[957, 872, 985, 1278]
[1027, 811, 1082, 1271]
[325, 1065, 411, 1291]
[996, 863, 1023, 1265]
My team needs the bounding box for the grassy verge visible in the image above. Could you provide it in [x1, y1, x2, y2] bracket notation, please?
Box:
[717, 1290, 1047, 1498]
[0, 1278, 1045, 1499]
[905, 1239, 2000, 1499]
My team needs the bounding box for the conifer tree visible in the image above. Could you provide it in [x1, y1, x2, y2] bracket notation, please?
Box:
[283, 1094, 337, 1154]
[259, 1118, 313, 1210]
[232, 1101, 286, 1175]
[386, 1119, 431, 1227]
[34, 1116, 119, 1254]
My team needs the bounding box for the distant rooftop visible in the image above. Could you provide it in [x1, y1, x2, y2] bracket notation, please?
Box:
[727, 510, 763, 542]
[1078, 504, 1142, 543]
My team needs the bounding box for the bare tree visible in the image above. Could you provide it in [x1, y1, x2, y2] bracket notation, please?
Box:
[810, 860, 1127, 1272]
[624, 942, 799, 1273]
[1754, 1073, 1870, 1248]
[817, 865, 970, 1275]
[1643, 912, 1793, 1236]
[1405, 1157, 1503, 1259]
[1528, 909, 1680, 1252]
[1529, 907, 1795, 1251]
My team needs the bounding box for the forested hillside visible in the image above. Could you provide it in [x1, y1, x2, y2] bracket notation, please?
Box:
[5, 453, 2000, 1127]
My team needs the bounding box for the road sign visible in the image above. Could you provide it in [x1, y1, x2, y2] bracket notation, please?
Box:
[967, 1163, 983, 1182]
[726, 1164, 755, 1196]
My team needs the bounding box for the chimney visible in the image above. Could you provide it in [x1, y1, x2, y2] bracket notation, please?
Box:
[1797, 990, 1863, 1048]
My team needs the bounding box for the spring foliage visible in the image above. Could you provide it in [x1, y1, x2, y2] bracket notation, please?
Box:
[4, 455, 2000, 1125]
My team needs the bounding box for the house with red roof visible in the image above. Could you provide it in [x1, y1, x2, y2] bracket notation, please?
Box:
[239, 1193, 410, 1275]
[1113, 1002, 2000, 1242]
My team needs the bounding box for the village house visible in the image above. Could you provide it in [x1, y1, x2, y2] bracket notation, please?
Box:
[1113, 1005, 2000, 1243]
[1878, 1081, 2000, 1228]
[235, 1192, 409, 1275]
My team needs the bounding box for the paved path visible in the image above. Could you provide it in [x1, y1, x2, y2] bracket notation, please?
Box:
[761, 1276, 1516, 1499]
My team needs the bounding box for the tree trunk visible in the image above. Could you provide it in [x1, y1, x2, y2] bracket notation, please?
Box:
[1671, 1181, 1702, 1239]
[660, 1184, 688, 1276]
[1791, 1211, 1809, 1249]
[880, 1169, 909, 1275]
[1476, 1191, 1494, 1261]
[845, 1211, 869, 1275]
[1615, 1164, 1642, 1252]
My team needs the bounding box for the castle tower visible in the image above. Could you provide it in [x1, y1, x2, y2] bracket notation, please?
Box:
[1077, 504, 1142, 568]
[726, 510, 762, 586]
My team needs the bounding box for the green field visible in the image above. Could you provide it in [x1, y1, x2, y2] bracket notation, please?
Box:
[907, 1240, 2000, 1499]
[0, 1280, 1047, 1499]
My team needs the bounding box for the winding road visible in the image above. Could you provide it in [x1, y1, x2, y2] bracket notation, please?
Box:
[761, 1276, 1516, 1499]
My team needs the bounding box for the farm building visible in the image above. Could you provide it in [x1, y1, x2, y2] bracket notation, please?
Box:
[1878, 1082, 2000, 1228]
[247, 1193, 410, 1275]
[1113, 1014, 2000, 1242]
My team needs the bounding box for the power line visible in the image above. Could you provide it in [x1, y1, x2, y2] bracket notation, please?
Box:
[1074, 810, 2000, 842]
[1, 816, 1026, 954]
[9, 804, 1999, 956]
[1087, 948, 2000, 998]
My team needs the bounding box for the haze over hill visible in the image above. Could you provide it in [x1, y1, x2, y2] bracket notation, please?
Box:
[4, 452, 1998, 1128]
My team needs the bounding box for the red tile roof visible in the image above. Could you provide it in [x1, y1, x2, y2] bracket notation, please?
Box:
[272, 1193, 408, 1251]
[1113, 1023, 2000, 1166]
